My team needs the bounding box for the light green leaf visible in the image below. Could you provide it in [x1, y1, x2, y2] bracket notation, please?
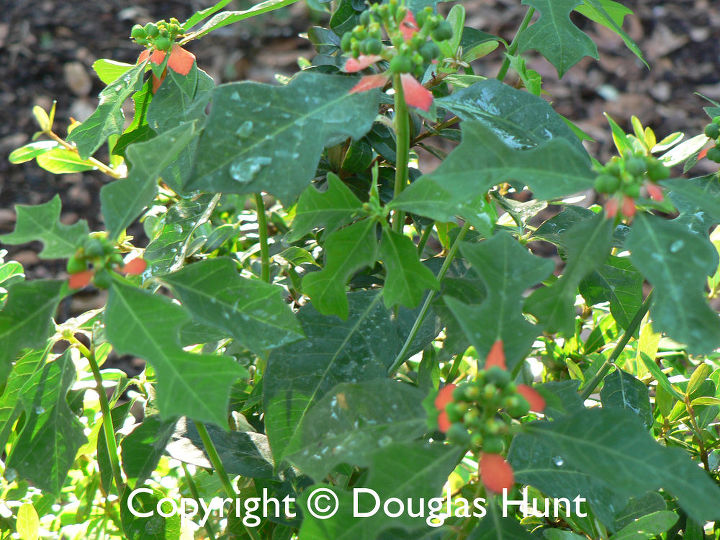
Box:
[289, 173, 364, 241]
[445, 233, 553, 369]
[526, 213, 614, 334]
[161, 258, 303, 354]
[8, 351, 87, 496]
[302, 219, 378, 319]
[187, 72, 380, 202]
[580, 255, 643, 329]
[36, 148, 96, 173]
[380, 229, 439, 309]
[120, 487, 181, 540]
[662, 175, 720, 225]
[0, 195, 89, 258]
[187, 0, 300, 39]
[0, 350, 47, 450]
[8, 141, 59, 164]
[105, 281, 246, 427]
[68, 60, 147, 158]
[575, 0, 646, 67]
[16, 504, 40, 540]
[92, 59, 135, 86]
[609, 511, 678, 540]
[613, 493, 667, 530]
[101, 121, 199, 239]
[600, 370, 652, 428]
[627, 213, 720, 354]
[518, 0, 599, 77]
[120, 415, 177, 487]
[286, 379, 428, 480]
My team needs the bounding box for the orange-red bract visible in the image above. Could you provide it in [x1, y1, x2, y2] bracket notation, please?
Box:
[120, 258, 148, 275]
[516, 384, 546, 412]
[400, 74, 433, 111]
[437, 410, 452, 433]
[622, 195, 636, 217]
[485, 339, 507, 371]
[344, 55, 382, 73]
[167, 45, 196, 76]
[646, 182, 664, 201]
[399, 11, 419, 40]
[479, 452, 514, 493]
[68, 270, 94, 290]
[434, 383, 457, 410]
[350, 73, 388, 94]
[699, 147, 709, 161]
[605, 197, 619, 218]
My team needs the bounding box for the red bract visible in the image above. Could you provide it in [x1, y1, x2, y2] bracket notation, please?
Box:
[68, 270, 94, 290]
[699, 147, 709, 161]
[120, 258, 148, 275]
[622, 196, 636, 217]
[350, 73, 389, 94]
[399, 11, 419, 40]
[516, 385, 546, 412]
[437, 410, 452, 433]
[605, 197, 619, 218]
[646, 182, 664, 201]
[400, 74, 433, 111]
[479, 453, 514, 493]
[344, 55, 382, 73]
[485, 339, 507, 371]
[434, 383, 457, 410]
[137, 45, 196, 92]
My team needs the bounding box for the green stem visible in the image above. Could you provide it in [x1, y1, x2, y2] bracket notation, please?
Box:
[388, 222, 471, 374]
[182, 462, 217, 540]
[81, 340, 125, 495]
[392, 73, 411, 233]
[417, 223, 434, 256]
[254, 193, 270, 283]
[579, 290, 654, 401]
[496, 7, 536, 82]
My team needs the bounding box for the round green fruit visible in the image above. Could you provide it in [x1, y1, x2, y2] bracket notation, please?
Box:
[625, 156, 647, 176]
[363, 38, 383, 55]
[84, 237, 106, 258]
[144, 23, 159, 37]
[594, 174, 620, 193]
[486, 366, 511, 387]
[390, 54, 413, 73]
[432, 20, 453, 41]
[420, 41, 440, 62]
[341, 32, 353, 52]
[705, 123, 720, 139]
[155, 36, 172, 51]
[622, 182, 641, 198]
[359, 10, 372, 26]
[482, 436, 504, 454]
[446, 402, 465, 423]
[131, 25, 146, 39]
[66, 256, 87, 274]
[647, 161, 670, 181]
[707, 147, 720, 163]
[446, 424, 471, 445]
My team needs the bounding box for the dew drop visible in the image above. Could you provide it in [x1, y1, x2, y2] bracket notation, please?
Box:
[552, 456, 564, 467]
[230, 156, 272, 184]
[4, 468, 17, 482]
[378, 435, 392, 447]
[236, 120, 253, 138]
[34, 406, 45, 414]
[669, 239, 684, 253]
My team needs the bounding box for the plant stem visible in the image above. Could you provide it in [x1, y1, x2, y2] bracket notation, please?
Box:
[417, 222, 434, 256]
[496, 7, 536, 82]
[392, 73, 411, 233]
[78, 339, 125, 495]
[683, 397, 711, 471]
[46, 130, 123, 179]
[579, 291, 654, 401]
[388, 222, 471, 374]
[182, 462, 217, 540]
[254, 193, 270, 283]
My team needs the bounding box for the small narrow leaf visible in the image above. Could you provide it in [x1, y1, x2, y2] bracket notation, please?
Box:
[8, 141, 59, 164]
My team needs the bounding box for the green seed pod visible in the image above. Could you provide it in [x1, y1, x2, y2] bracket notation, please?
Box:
[84, 237, 106, 258]
[341, 32, 353, 52]
[713, 116, 720, 126]
[705, 123, 720, 140]
[144, 23, 159, 37]
[707, 147, 720, 163]
[482, 436, 504, 454]
[625, 156, 647, 176]
[131, 25, 146, 39]
[446, 402, 465, 423]
[360, 10, 372, 26]
[93, 269, 113, 290]
[66, 255, 87, 274]
[622, 182, 641, 198]
[486, 366, 511, 387]
[155, 36, 172, 51]
[470, 432, 483, 448]
[482, 384, 496, 401]
[594, 174, 620, 194]
[446, 424, 471, 445]
[420, 41, 440, 62]
[363, 38, 383, 55]
[110, 253, 124, 266]
[396, 6, 407, 21]
[605, 160, 621, 176]
[506, 396, 530, 418]
[432, 20, 453, 41]
[463, 408, 480, 425]
[389, 54, 413, 73]
[484, 418, 502, 435]
[464, 385, 480, 401]
[647, 161, 670, 181]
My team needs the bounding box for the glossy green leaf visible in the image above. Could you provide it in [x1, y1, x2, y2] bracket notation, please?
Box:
[0, 195, 89, 258]
[613, 493, 667, 530]
[520, 408, 720, 523]
[285, 379, 428, 480]
[0, 280, 63, 384]
[68, 60, 147, 158]
[288, 173, 364, 242]
[8, 141, 59, 164]
[161, 258, 303, 354]
[120, 487, 181, 540]
[0, 350, 47, 451]
[187, 0, 300, 40]
[187, 72, 379, 202]
[146, 65, 214, 133]
[445, 233, 553, 369]
[16, 504, 40, 540]
[627, 213, 720, 353]
[7, 351, 87, 496]
[600, 370, 652, 428]
[298, 443, 462, 540]
[390, 122, 594, 223]
[92, 59, 135, 85]
[380, 229, 439, 309]
[436, 79, 587, 155]
[101, 121, 200, 239]
[609, 511, 677, 540]
[580, 255, 643, 329]
[105, 281, 246, 427]
[662, 175, 720, 226]
[302, 219, 378, 319]
[518, 0, 599, 77]
[35, 148, 96, 173]
[120, 415, 178, 487]
[526, 213, 614, 334]
[575, 0, 645, 67]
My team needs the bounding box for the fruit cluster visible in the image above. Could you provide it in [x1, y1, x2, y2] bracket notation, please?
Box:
[131, 19, 183, 52]
[340, 2, 453, 77]
[67, 236, 146, 290]
[704, 117, 720, 163]
[594, 152, 669, 218]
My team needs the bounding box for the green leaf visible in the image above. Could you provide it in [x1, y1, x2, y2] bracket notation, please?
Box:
[526, 213, 614, 334]
[101, 121, 200, 239]
[147, 66, 214, 133]
[302, 219, 378, 319]
[105, 281, 246, 427]
[35, 148, 96, 173]
[662, 175, 720, 226]
[187, 0, 300, 40]
[0, 195, 89, 258]
[0, 280, 63, 384]
[285, 379, 428, 480]
[520, 408, 720, 523]
[613, 493, 667, 530]
[166, 418, 274, 478]
[518, 0, 599, 77]
[627, 213, 720, 354]
[7, 351, 87, 496]
[639, 354, 683, 401]
[8, 141, 59, 164]
[444, 233, 553, 369]
[120, 415, 177, 487]
[575, 1, 646, 68]
[187, 72, 380, 202]
[0, 350, 46, 450]
[380, 229, 439, 309]
[468, 514, 536, 539]
[67, 60, 147, 158]
[436, 79, 587, 155]
[579, 255, 643, 329]
[609, 511, 678, 540]
[264, 291, 435, 463]
[16, 504, 40, 540]
[390, 122, 594, 223]
[161, 258, 303, 354]
[298, 443, 462, 540]
[600, 370, 652, 428]
[288, 173, 364, 241]
[120, 487, 181, 540]
[92, 59, 135, 85]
